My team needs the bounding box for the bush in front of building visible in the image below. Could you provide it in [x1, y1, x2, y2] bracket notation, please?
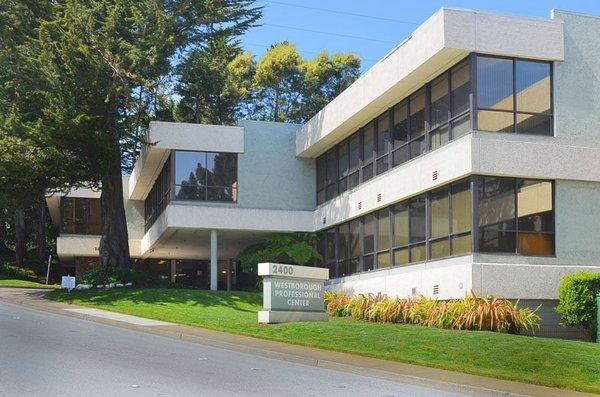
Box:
[0, 263, 38, 281]
[556, 272, 600, 341]
[326, 292, 540, 334]
[79, 266, 172, 288]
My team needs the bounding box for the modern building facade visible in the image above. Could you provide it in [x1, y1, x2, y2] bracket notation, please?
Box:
[47, 8, 600, 338]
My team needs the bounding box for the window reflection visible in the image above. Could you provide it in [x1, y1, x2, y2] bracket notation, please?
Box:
[476, 56, 552, 135]
[174, 150, 237, 203]
[61, 197, 102, 235]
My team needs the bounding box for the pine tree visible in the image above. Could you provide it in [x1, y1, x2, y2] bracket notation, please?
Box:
[28, 0, 261, 268]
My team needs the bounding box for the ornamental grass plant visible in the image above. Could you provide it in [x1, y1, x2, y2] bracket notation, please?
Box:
[326, 292, 540, 334]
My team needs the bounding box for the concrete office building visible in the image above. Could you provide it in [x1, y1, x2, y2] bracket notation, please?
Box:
[47, 8, 600, 337]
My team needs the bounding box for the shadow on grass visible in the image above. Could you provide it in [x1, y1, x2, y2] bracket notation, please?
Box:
[47, 288, 262, 313]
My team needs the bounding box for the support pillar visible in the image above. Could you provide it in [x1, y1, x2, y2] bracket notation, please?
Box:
[170, 259, 177, 283]
[210, 229, 218, 291]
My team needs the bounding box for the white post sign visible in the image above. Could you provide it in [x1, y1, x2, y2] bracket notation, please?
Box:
[61, 276, 76, 291]
[258, 263, 329, 324]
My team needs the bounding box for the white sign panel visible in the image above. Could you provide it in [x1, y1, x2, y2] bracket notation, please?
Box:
[61, 276, 76, 291]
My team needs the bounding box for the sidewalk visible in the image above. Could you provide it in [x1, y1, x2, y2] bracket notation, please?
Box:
[0, 287, 594, 397]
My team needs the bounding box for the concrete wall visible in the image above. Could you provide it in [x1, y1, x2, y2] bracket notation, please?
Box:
[237, 120, 315, 211]
[554, 180, 600, 265]
[552, 10, 600, 142]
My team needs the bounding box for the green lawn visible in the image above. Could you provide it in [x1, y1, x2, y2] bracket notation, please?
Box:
[0, 279, 58, 288]
[46, 288, 600, 393]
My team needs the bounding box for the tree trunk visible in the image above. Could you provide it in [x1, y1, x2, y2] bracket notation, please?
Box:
[36, 195, 47, 262]
[14, 208, 26, 265]
[98, 143, 130, 268]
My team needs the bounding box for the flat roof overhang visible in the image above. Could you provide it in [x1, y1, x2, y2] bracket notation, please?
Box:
[295, 7, 565, 158]
[128, 121, 245, 201]
[140, 204, 314, 258]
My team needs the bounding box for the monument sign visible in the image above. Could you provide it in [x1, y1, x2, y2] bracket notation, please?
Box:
[258, 263, 329, 324]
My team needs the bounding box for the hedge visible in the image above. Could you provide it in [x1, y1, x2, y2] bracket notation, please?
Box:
[556, 272, 600, 341]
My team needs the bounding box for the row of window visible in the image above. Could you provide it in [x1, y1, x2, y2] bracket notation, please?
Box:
[60, 197, 102, 235]
[144, 150, 239, 231]
[144, 156, 172, 231]
[316, 176, 554, 279]
[316, 54, 553, 205]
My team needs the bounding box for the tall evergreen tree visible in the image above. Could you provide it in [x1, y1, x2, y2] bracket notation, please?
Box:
[27, 0, 261, 268]
[176, 35, 246, 124]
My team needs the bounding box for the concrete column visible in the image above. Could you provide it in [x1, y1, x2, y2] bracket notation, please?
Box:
[210, 229, 218, 291]
[170, 259, 177, 284]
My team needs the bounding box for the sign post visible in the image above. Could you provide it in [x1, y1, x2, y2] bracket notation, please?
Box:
[258, 263, 329, 324]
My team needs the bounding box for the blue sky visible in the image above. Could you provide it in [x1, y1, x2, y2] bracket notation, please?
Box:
[242, 0, 599, 71]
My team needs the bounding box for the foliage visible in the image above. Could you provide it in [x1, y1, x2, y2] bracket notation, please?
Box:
[327, 292, 540, 334]
[556, 272, 600, 341]
[79, 265, 171, 288]
[236, 233, 320, 273]
[0, 263, 37, 281]
[176, 34, 248, 124]
[247, 42, 361, 123]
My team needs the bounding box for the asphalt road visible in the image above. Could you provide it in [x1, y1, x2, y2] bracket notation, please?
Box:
[0, 300, 470, 397]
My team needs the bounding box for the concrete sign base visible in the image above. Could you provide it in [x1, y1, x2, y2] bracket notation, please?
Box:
[258, 310, 328, 324]
[258, 263, 329, 324]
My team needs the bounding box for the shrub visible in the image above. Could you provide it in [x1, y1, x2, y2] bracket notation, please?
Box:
[0, 263, 37, 281]
[556, 272, 600, 341]
[326, 292, 540, 334]
[79, 266, 172, 288]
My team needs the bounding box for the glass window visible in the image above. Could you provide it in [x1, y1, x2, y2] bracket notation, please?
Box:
[451, 61, 470, 116]
[476, 56, 513, 111]
[377, 112, 390, 156]
[410, 196, 426, 244]
[363, 123, 374, 162]
[393, 203, 409, 247]
[349, 133, 360, 170]
[174, 151, 237, 203]
[377, 210, 390, 251]
[206, 153, 236, 187]
[325, 148, 337, 186]
[393, 102, 408, 148]
[476, 177, 553, 255]
[430, 73, 449, 129]
[393, 248, 409, 266]
[430, 188, 449, 238]
[338, 140, 349, 177]
[476, 56, 552, 136]
[316, 156, 326, 191]
[338, 223, 350, 261]
[61, 197, 102, 235]
[362, 215, 375, 254]
[516, 113, 552, 135]
[325, 228, 336, 263]
[377, 252, 390, 269]
[451, 181, 472, 234]
[451, 113, 471, 140]
[516, 180, 554, 255]
[409, 89, 425, 139]
[430, 124, 449, 150]
[515, 60, 551, 114]
[477, 110, 514, 133]
[175, 151, 206, 189]
[350, 219, 361, 259]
